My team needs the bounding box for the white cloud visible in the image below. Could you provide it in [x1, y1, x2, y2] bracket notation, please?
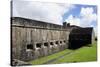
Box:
[13, 0, 75, 25]
[65, 15, 80, 26]
[80, 7, 97, 27]
[65, 7, 97, 27]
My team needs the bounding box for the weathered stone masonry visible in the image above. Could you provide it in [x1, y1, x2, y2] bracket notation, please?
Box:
[11, 17, 71, 61]
[11, 17, 95, 62]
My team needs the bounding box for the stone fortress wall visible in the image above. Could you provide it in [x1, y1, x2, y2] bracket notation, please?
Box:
[11, 17, 71, 61]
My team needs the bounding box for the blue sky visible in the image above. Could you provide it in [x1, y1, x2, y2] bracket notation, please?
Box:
[63, 4, 97, 27]
[63, 4, 97, 21]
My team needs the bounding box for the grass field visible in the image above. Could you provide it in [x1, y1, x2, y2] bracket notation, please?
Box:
[29, 41, 97, 65]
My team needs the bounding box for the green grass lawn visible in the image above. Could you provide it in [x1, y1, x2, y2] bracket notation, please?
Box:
[29, 41, 97, 65]
[29, 49, 73, 65]
[52, 42, 97, 64]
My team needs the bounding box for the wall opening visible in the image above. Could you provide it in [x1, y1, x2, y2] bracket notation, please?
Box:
[63, 40, 66, 43]
[60, 41, 62, 44]
[36, 43, 41, 48]
[50, 42, 54, 45]
[44, 42, 48, 47]
[55, 41, 59, 44]
[27, 44, 33, 49]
